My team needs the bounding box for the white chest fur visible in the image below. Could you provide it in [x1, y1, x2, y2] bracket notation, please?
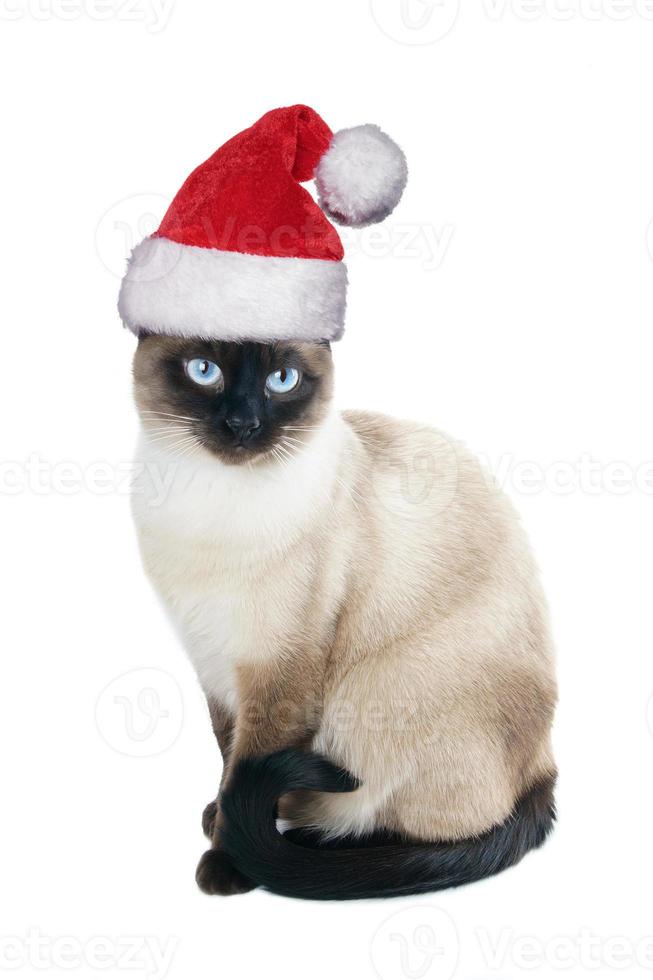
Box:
[131, 413, 345, 710]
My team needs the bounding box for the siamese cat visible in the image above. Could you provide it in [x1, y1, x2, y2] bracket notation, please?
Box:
[131, 334, 557, 900]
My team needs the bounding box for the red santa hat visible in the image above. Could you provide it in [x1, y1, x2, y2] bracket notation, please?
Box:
[118, 105, 407, 344]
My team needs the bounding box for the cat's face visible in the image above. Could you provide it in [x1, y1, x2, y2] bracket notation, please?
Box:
[132, 335, 334, 465]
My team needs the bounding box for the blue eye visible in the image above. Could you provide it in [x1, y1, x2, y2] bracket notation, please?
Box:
[186, 358, 222, 387]
[266, 367, 300, 394]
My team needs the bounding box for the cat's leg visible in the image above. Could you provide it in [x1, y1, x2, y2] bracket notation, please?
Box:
[196, 654, 323, 896]
[196, 697, 257, 897]
[201, 697, 235, 840]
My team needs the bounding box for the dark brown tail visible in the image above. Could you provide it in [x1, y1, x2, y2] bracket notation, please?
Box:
[219, 749, 556, 900]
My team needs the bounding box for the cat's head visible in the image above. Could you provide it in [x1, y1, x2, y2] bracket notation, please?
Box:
[132, 335, 334, 465]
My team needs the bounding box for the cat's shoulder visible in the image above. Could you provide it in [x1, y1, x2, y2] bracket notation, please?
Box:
[342, 408, 428, 440]
[340, 409, 464, 460]
[339, 409, 502, 506]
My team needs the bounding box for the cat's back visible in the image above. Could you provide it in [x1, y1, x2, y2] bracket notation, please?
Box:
[340, 408, 542, 608]
[341, 407, 501, 525]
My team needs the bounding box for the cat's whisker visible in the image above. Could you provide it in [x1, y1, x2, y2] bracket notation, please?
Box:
[140, 411, 198, 422]
[142, 425, 191, 436]
[334, 476, 364, 514]
[280, 435, 304, 448]
[144, 433, 198, 454]
[143, 427, 191, 441]
[170, 440, 202, 460]
[275, 440, 299, 467]
[141, 419, 197, 426]
[268, 450, 286, 469]
[274, 446, 294, 466]
[298, 450, 364, 516]
[142, 434, 185, 447]
[140, 417, 198, 428]
[283, 437, 306, 453]
[269, 447, 290, 472]
[140, 418, 192, 429]
[276, 440, 300, 461]
[278, 444, 302, 458]
[146, 442, 196, 458]
[175, 439, 202, 464]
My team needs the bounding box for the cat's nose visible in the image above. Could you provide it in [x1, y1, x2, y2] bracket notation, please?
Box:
[224, 414, 261, 442]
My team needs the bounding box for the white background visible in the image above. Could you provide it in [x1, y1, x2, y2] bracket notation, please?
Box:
[2, 1, 653, 978]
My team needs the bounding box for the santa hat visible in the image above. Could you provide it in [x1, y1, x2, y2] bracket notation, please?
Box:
[118, 105, 407, 344]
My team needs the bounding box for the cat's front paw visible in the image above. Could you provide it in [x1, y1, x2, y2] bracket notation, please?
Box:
[195, 848, 257, 896]
[202, 799, 218, 840]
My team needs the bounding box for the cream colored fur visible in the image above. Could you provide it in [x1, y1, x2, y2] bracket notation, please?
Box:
[132, 409, 557, 842]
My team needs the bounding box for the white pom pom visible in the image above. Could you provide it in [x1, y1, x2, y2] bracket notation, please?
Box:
[315, 124, 407, 228]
